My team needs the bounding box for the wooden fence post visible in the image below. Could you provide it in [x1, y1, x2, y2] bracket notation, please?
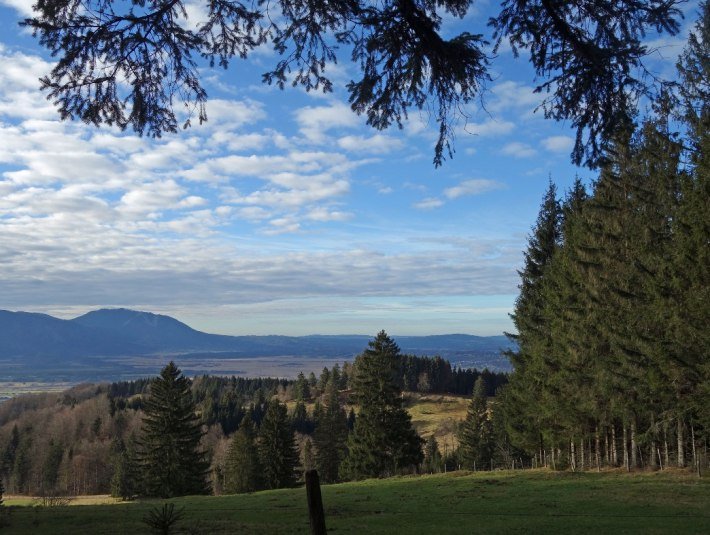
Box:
[305, 469, 327, 535]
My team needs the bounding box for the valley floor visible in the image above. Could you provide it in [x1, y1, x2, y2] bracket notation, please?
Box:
[2, 469, 708, 534]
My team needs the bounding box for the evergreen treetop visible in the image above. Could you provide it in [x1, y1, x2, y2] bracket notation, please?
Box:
[342, 331, 424, 479]
[224, 413, 262, 494]
[135, 361, 210, 498]
[258, 399, 299, 490]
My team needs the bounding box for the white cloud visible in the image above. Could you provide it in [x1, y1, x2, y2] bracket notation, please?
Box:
[414, 197, 444, 210]
[0, 0, 36, 16]
[500, 142, 537, 158]
[201, 99, 265, 129]
[541, 135, 574, 153]
[488, 81, 542, 113]
[306, 207, 352, 222]
[337, 134, 403, 154]
[444, 179, 504, 199]
[294, 102, 360, 143]
[461, 119, 515, 137]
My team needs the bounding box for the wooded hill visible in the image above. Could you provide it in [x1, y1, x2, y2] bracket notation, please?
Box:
[0, 351, 507, 497]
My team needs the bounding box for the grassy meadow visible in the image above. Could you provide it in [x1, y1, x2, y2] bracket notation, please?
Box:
[1, 470, 708, 534]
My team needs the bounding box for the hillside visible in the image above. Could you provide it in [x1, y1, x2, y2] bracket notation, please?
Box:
[3, 470, 708, 534]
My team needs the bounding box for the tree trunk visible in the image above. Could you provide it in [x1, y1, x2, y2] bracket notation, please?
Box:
[677, 418, 685, 468]
[611, 426, 618, 466]
[570, 440, 576, 472]
[604, 429, 610, 466]
[691, 426, 697, 473]
[623, 425, 630, 472]
[650, 438, 657, 469]
[595, 427, 601, 472]
[664, 425, 670, 468]
[648, 415, 658, 470]
[580, 438, 585, 471]
[630, 421, 638, 469]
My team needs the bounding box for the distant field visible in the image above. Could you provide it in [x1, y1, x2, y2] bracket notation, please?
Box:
[0, 356, 352, 391]
[0, 382, 76, 403]
[405, 393, 469, 449]
[2, 470, 707, 534]
[284, 393, 469, 449]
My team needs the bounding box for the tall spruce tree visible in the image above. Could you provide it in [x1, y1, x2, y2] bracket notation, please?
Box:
[224, 413, 262, 494]
[674, 0, 710, 445]
[501, 182, 562, 458]
[313, 379, 348, 483]
[110, 439, 136, 500]
[258, 400, 299, 490]
[341, 331, 423, 479]
[458, 377, 493, 470]
[136, 362, 210, 497]
[423, 435, 442, 473]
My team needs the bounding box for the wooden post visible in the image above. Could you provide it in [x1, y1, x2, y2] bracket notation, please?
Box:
[305, 470, 327, 535]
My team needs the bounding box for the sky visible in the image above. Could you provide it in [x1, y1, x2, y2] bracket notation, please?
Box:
[0, 0, 698, 336]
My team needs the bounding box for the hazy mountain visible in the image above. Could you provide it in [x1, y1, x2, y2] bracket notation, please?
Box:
[0, 308, 513, 362]
[71, 308, 237, 352]
[0, 310, 138, 359]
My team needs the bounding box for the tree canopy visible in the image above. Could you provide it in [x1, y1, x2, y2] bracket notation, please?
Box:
[342, 331, 424, 479]
[22, 0, 683, 167]
[135, 361, 210, 497]
[498, 5, 709, 468]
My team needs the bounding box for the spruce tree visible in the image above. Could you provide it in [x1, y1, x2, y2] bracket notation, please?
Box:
[110, 436, 140, 500]
[135, 362, 210, 497]
[224, 413, 262, 494]
[341, 331, 423, 479]
[423, 436, 442, 473]
[258, 399, 299, 489]
[674, 0, 710, 442]
[501, 182, 562, 455]
[313, 380, 348, 483]
[458, 377, 493, 470]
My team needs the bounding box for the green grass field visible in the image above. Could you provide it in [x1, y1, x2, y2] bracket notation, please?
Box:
[2, 470, 708, 534]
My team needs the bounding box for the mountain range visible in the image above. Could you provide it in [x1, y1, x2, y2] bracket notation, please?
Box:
[0, 308, 513, 362]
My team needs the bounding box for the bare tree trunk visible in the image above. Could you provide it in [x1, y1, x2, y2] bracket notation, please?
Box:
[678, 418, 685, 468]
[623, 425, 630, 472]
[691, 426, 698, 472]
[664, 425, 670, 468]
[595, 427, 601, 472]
[630, 421, 638, 469]
[604, 429, 610, 466]
[649, 414, 657, 470]
[570, 440, 576, 472]
[580, 438, 585, 471]
[650, 438, 657, 469]
[612, 426, 618, 466]
[657, 447, 664, 470]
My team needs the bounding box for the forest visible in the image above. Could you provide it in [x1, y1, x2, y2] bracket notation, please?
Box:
[498, 4, 709, 473]
[0, 349, 507, 497]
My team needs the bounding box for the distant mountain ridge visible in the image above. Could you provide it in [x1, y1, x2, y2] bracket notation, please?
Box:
[0, 308, 514, 362]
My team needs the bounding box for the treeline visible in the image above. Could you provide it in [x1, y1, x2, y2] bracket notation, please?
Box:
[496, 8, 709, 473]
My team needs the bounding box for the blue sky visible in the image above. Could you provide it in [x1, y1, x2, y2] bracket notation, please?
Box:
[0, 0, 696, 336]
